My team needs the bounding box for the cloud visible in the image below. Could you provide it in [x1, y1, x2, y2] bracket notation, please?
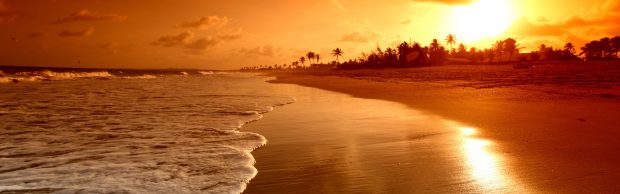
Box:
[401, 19, 412, 25]
[339, 31, 380, 43]
[28, 31, 48, 38]
[330, 0, 346, 11]
[216, 28, 243, 40]
[53, 9, 126, 24]
[58, 27, 94, 37]
[0, 0, 17, 23]
[506, 1, 620, 50]
[97, 42, 120, 54]
[185, 37, 220, 50]
[411, 0, 473, 5]
[238, 45, 277, 57]
[152, 31, 194, 47]
[509, 14, 620, 38]
[509, 18, 564, 37]
[180, 16, 229, 29]
[152, 31, 229, 51]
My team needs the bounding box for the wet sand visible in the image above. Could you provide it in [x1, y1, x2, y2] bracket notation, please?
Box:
[244, 80, 529, 193]
[246, 64, 620, 193]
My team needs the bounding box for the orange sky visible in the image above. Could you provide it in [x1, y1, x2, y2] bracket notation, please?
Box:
[1, 0, 619, 69]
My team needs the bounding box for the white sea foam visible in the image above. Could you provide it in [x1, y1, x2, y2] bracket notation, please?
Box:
[0, 73, 293, 193]
[0, 77, 12, 83]
[0, 70, 113, 83]
[198, 71, 214, 75]
[121, 74, 158, 79]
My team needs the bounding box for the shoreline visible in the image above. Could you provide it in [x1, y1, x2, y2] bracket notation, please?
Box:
[243, 79, 529, 193]
[254, 65, 620, 193]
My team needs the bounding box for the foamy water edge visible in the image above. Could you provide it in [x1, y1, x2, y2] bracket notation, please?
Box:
[0, 72, 294, 193]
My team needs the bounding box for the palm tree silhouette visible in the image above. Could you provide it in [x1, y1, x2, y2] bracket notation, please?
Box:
[332, 48, 343, 63]
[611, 36, 620, 57]
[306, 52, 316, 64]
[446, 34, 457, 54]
[591, 40, 603, 58]
[493, 40, 504, 62]
[430, 39, 440, 51]
[600, 37, 612, 58]
[503, 38, 517, 62]
[300, 56, 306, 66]
[315, 54, 321, 64]
[564, 42, 576, 55]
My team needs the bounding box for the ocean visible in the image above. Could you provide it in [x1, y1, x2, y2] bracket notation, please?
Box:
[0, 67, 294, 193]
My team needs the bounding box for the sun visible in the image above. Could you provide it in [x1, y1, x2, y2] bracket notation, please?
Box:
[448, 0, 516, 43]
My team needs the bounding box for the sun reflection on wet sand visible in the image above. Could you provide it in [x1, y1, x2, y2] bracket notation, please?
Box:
[462, 132, 504, 190]
[448, 122, 524, 192]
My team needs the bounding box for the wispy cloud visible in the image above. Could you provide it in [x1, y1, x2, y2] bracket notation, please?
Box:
[339, 31, 380, 43]
[330, 0, 346, 11]
[58, 27, 94, 37]
[97, 42, 120, 55]
[237, 45, 278, 57]
[216, 28, 243, 40]
[506, 1, 620, 49]
[53, 9, 126, 24]
[185, 37, 220, 50]
[152, 31, 241, 51]
[180, 16, 229, 29]
[28, 31, 47, 38]
[152, 31, 194, 47]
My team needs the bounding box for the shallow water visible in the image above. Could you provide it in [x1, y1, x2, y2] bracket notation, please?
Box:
[0, 71, 293, 193]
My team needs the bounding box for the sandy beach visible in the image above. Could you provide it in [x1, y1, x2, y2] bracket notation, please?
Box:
[245, 63, 620, 193]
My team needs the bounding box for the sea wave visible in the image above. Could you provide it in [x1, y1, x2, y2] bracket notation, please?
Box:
[0, 74, 294, 193]
[0, 70, 113, 83]
[0, 69, 239, 84]
[198, 71, 214, 75]
[120, 74, 158, 79]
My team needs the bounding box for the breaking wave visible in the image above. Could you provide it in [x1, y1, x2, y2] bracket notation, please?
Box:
[0, 68, 232, 83]
[0, 73, 293, 193]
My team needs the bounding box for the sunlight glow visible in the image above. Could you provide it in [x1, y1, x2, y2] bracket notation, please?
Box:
[461, 127, 477, 136]
[455, 125, 509, 190]
[449, 0, 516, 43]
[463, 138, 504, 189]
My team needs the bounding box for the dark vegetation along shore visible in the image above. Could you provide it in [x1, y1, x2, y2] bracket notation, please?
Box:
[242, 35, 620, 71]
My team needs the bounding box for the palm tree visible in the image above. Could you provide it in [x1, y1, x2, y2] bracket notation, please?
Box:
[484, 48, 495, 63]
[299, 56, 306, 66]
[591, 40, 603, 58]
[446, 34, 457, 54]
[457, 43, 467, 57]
[611, 36, 620, 57]
[503, 38, 517, 62]
[332, 48, 343, 63]
[315, 54, 321, 64]
[564, 42, 576, 55]
[493, 40, 504, 62]
[430, 39, 440, 52]
[306, 52, 316, 64]
[600, 37, 612, 58]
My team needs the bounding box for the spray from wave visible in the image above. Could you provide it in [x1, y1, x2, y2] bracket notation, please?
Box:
[0, 67, 229, 83]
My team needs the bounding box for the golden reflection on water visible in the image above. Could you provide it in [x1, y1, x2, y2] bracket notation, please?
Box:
[457, 125, 507, 191]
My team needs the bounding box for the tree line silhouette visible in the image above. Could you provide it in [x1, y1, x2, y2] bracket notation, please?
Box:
[240, 35, 620, 71]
